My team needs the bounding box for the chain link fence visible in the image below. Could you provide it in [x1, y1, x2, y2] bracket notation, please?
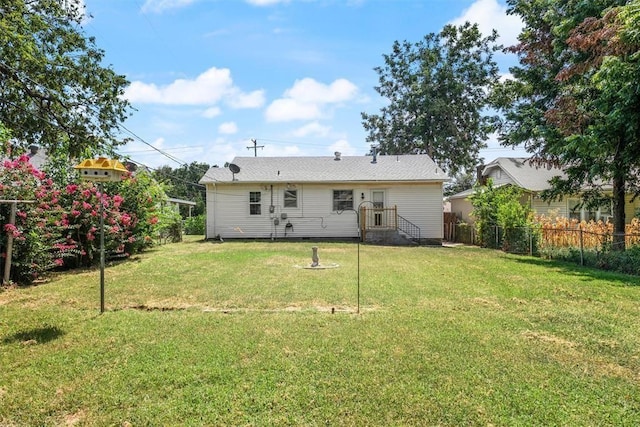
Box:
[450, 222, 640, 274]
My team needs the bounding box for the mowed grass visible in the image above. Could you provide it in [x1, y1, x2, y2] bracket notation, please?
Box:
[1, 237, 639, 426]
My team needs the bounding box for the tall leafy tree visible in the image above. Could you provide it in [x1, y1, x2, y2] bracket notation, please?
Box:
[0, 0, 132, 159]
[361, 23, 501, 175]
[498, 0, 637, 250]
[152, 162, 211, 217]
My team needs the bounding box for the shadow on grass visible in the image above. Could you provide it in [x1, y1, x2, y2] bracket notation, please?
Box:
[3, 325, 65, 345]
[510, 256, 640, 287]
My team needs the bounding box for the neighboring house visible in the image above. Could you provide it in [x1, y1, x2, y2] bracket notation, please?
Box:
[199, 153, 449, 244]
[448, 157, 640, 224]
[166, 197, 197, 217]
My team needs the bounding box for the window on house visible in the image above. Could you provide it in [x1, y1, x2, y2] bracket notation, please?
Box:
[249, 192, 261, 215]
[568, 198, 581, 220]
[333, 190, 353, 211]
[284, 189, 297, 208]
[599, 200, 612, 221]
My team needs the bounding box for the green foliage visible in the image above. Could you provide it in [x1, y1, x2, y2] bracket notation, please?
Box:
[541, 244, 640, 276]
[151, 162, 210, 217]
[470, 180, 536, 251]
[499, 0, 639, 250]
[155, 205, 183, 243]
[110, 171, 166, 253]
[362, 22, 500, 175]
[0, 0, 132, 158]
[0, 155, 66, 283]
[444, 171, 476, 197]
[0, 153, 170, 283]
[184, 214, 205, 235]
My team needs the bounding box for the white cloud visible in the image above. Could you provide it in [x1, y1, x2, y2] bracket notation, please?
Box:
[202, 107, 222, 118]
[448, 0, 522, 48]
[141, 0, 196, 13]
[124, 67, 264, 111]
[245, 0, 290, 6]
[291, 122, 331, 138]
[265, 78, 358, 122]
[218, 122, 238, 135]
[227, 90, 266, 109]
[266, 99, 321, 122]
[329, 139, 357, 156]
[285, 78, 358, 104]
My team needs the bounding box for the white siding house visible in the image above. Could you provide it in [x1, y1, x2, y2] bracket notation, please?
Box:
[199, 154, 449, 244]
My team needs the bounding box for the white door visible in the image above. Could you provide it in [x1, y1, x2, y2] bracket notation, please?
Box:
[372, 191, 384, 226]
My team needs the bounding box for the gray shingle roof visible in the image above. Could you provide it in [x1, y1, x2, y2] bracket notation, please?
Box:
[199, 154, 449, 184]
[483, 157, 565, 192]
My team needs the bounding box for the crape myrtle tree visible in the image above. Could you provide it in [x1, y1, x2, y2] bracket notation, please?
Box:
[496, 0, 638, 250]
[361, 22, 501, 176]
[0, 0, 132, 159]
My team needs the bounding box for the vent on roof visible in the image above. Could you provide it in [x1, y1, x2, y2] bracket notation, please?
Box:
[334, 151, 341, 161]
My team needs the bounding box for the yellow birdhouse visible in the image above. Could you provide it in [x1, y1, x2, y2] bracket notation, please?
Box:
[74, 157, 129, 182]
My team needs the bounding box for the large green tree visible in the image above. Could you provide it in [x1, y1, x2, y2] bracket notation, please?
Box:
[361, 23, 501, 175]
[0, 0, 131, 159]
[497, 0, 637, 250]
[152, 162, 211, 217]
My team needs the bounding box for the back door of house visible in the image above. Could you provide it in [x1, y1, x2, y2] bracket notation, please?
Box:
[372, 190, 384, 226]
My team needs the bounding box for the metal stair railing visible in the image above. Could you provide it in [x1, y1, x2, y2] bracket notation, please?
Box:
[397, 214, 421, 243]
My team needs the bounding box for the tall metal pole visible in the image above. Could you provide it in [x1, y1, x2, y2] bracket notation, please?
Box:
[99, 182, 105, 314]
[357, 239, 360, 314]
[3, 202, 17, 285]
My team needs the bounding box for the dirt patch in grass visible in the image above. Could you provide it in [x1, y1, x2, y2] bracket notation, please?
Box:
[522, 330, 577, 348]
[471, 297, 504, 310]
[62, 409, 86, 426]
[522, 330, 639, 381]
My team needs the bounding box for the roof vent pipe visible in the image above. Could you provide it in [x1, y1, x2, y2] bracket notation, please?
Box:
[371, 147, 377, 164]
[334, 151, 341, 161]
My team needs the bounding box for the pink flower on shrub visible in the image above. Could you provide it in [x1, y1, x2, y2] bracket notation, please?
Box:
[4, 223, 22, 238]
[86, 232, 95, 241]
[17, 211, 27, 219]
[71, 210, 81, 217]
[54, 259, 64, 267]
[113, 194, 124, 208]
[149, 216, 158, 225]
[82, 201, 92, 210]
[121, 213, 132, 226]
[66, 184, 78, 194]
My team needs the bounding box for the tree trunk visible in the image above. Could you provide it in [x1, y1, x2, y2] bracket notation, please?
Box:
[612, 150, 626, 251]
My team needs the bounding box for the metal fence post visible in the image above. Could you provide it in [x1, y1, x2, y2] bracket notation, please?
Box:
[579, 226, 584, 266]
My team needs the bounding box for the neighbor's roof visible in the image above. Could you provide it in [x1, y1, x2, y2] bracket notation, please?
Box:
[483, 157, 565, 192]
[199, 155, 449, 184]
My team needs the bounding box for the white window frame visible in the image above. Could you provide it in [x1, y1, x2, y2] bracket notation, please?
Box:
[284, 189, 298, 208]
[332, 190, 353, 211]
[249, 191, 261, 215]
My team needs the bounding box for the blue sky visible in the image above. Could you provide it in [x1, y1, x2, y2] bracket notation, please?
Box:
[81, 0, 527, 170]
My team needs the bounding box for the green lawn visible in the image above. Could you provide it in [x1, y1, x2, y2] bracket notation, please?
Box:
[1, 237, 639, 425]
